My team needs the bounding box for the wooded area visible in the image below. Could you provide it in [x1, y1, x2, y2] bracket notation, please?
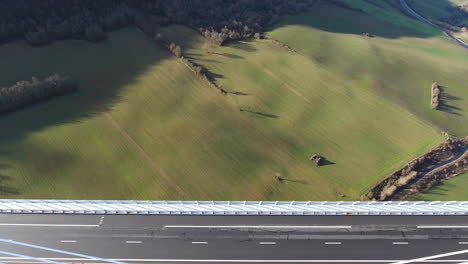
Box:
[0, 0, 317, 46]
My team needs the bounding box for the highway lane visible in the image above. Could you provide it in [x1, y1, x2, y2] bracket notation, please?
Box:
[2, 215, 468, 263]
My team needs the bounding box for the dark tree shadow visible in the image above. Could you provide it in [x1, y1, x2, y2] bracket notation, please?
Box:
[319, 158, 335, 166]
[227, 91, 249, 96]
[240, 108, 279, 119]
[269, 0, 447, 40]
[438, 86, 463, 116]
[185, 54, 220, 64]
[0, 174, 20, 195]
[212, 52, 243, 59]
[231, 41, 258, 52]
[282, 178, 310, 185]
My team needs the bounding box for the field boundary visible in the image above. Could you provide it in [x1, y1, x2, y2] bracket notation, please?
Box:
[103, 113, 188, 199]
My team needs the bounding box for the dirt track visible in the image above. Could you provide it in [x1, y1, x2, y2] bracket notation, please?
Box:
[104, 112, 188, 199]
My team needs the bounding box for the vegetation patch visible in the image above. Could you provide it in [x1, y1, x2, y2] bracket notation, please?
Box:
[368, 137, 468, 200]
[0, 74, 76, 114]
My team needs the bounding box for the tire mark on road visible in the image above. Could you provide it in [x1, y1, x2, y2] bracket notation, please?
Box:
[104, 112, 188, 199]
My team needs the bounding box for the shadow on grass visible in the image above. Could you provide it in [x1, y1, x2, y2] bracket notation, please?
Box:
[213, 52, 243, 59]
[0, 27, 172, 142]
[0, 27, 175, 198]
[320, 159, 336, 166]
[240, 108, 279, 119]
[270, 0, 445, 39]
[0, 174, 20, 196]
[439, 86, 463, 116]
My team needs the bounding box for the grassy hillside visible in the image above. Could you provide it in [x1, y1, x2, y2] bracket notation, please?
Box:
[269, 0, 468, 137]
[2, 0, 464, 200]
[415, 172, 468, 200]
[160, 24, 444, 200]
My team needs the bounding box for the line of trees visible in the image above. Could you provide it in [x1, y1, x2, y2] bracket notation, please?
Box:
[0, 0, 318, 46]
[0, 74, 77, 113]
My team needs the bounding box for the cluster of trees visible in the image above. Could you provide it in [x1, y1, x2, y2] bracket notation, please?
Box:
[442, 3, 468, 27]
[0, 74, 77, 113]
[0, 0, 317, 46]
[431, 82, 441, 110]
[168, 43, 182, 57]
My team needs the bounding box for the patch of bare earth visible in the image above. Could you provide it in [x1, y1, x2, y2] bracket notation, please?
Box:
[368, 136, 468, 200]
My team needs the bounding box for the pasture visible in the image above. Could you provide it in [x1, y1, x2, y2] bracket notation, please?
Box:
[2, 0, 466, 200]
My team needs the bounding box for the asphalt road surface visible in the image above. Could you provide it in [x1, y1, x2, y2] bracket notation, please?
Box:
[2, 214, 468, 263]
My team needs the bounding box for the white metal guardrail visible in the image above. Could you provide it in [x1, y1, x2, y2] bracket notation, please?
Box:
[1, 200, 468, 215]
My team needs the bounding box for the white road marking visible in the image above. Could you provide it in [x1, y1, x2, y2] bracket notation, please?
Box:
[259, 242, 276, 245]
[392, 242, 409, 245]
[59, 240, 76, 243]
[459, 242, 468, 244]
[4, 257, 468, 263]
[0, 224, 99, 227]
[391, 248, 468, 264]
[164, 225, 351, 229]
[324, 242, 342, 245]
[0, 239, 126, 264]
[125, 241, 142, 244]
[191, 242, 208, 244]
[417, 226, 468, 229]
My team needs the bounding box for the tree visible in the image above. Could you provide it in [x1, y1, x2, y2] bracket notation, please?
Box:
[173, 45, 182, 57]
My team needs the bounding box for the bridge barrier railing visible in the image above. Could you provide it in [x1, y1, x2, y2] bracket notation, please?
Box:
[1, 200, 468, 215]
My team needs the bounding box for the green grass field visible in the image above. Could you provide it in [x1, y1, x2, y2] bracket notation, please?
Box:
[415, 172, 468, 200]
[1, 0, 466, 200]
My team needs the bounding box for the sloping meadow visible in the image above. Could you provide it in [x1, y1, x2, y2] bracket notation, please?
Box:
[1, 0, 464, 200]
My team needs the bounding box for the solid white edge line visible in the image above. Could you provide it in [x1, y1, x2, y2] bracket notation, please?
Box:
[4, 258, 468, 263]
[417, 226, 468, 229]
[164, 225, 352, 229]
[0, 224, 99, 227]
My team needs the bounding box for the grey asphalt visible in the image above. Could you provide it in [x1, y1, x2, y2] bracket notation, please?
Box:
[1, 214, 468, 263]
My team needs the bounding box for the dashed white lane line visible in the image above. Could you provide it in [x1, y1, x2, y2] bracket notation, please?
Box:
[417, 226, 468, 229]
[125, 241, 142, 244]
[459, 242, 468, 244]
[59, 240, 76, 243]
[324, 242, 342, 245]
[392, 242, 409, 245]
[259, 242, 276, 245]
[191, 242, 208, 244]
